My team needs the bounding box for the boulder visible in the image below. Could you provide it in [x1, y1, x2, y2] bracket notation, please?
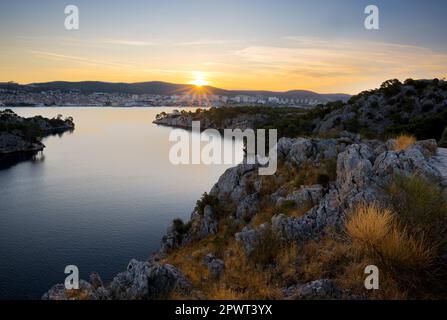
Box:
[203, 254, 225, 279]
[236, 193, 260, 221]
[109, 259, 192, 299]
[276, 185, 323, 208]
[283, 279, 344, 300]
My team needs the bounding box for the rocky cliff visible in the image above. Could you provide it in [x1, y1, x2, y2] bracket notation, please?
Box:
[43, 79, 447, 300]
[43, 134, 447, 300]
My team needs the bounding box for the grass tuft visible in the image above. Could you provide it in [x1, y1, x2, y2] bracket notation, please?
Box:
[393, 135, 416, 151]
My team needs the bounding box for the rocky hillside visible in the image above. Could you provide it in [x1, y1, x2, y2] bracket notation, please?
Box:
[155, 79, 447, 143]
[0, 109, 74, 154]
[43, 79, 447, 300]
[315, 79, 447, 140]
[44, 134, 447, 300]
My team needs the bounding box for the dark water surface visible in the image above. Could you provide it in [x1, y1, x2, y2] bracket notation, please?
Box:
[0, 107, 239, 299]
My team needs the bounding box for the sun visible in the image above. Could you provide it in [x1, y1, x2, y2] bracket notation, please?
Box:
[191, 78, 209, 87]
[190, 71, 209, 87]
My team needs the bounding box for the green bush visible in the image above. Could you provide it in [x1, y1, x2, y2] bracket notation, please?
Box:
[194, 192, 219, 216]
[172, 218, 192, 235]
[384, 174, 447, 248]
[344, 117, 360, 133]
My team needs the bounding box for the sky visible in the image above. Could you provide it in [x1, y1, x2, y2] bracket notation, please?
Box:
[0, 0, 447, 94]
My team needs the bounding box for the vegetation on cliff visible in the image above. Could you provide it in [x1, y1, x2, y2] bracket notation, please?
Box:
[156, 79, 447, 143]
[0, 109, 74, 157]
[43, 79, 447, 300]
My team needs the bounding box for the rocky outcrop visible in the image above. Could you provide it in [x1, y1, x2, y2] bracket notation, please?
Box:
[204, 253, 225, 279]
[275, 185, 324, 208]
[272, 139, 441, 242]
[0, 131, 44, 154]
[153, 112, 270, 130]
[314, 79, 447, 138]
[42, 259, 192, 300]
[0, 109, 74, 154]
[283, 279, 346, 300]
[109, 259, 192, 299]
[42, 132, 445, 300]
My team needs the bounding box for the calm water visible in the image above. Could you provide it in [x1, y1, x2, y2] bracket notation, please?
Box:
[0, 107, 241, 299]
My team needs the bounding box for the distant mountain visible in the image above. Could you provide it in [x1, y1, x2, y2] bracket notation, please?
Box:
[0, 81, 350, 103]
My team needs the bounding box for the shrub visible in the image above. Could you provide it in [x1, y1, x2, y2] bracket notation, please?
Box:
[293, 159, 337, 188]
[393, 135, 416, 151]
[345, 203, 435, 274]
[194, 192, 219, 216]
[370, 101, 379, 109]
[249, 228, 281, 265]
[172, 218, 191, 236]
[401, 98, 416, 112]
[380, 79, 402, 98]
[384, 174, 447, 247]
[344, 117, 360, 133]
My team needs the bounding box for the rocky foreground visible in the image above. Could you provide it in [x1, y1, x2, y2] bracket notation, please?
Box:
[0, 109, 74, 154]
[43, 133, 447, 300]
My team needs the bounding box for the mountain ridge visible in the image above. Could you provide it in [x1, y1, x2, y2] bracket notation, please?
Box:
[0, 81, 350, 102]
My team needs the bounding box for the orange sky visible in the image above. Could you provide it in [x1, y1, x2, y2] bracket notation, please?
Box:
[2, 36, 447, 94]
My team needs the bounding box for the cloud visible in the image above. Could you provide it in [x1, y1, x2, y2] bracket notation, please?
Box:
[233, 36, 447, 89]
[172, 39, 242, 47]
[30, 50, 135, 69]
[100, 39, 160, 47]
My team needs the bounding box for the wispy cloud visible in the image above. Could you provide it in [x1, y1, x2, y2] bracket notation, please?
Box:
[30, 50, 135, 69]
[233, 36, 447, 91]
[172, 39, 242, 47]
[100, 39, 160, 47]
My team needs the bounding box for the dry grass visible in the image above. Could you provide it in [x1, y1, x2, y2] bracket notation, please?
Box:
[220, 242, 283, 299]
[300, 238, 352, 282]
[393, 134, 416, 151]
[346, 203, 434, 272]
[345, 204, 394, 250]
[205, 285, 244, 300]
[163, 226, 284, 300]
[65, 289, 91, 300]
[385, 174, 447, 246]
[164, 184, 445, 300]
[250, 206, 275, 227]
[274, 242, 300, 283]
[293, 159, 337, 188]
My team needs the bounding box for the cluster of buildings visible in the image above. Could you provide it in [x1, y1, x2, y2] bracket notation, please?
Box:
[0, 88, 324, 108]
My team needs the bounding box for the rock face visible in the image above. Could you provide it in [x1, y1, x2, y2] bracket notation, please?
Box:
[42, 259, 192, 300]
[109, 260, 192, 299]
[0, 131, 44, 154]
[42, 132, 445, 300]
[275, 185, 324, 208]
[273, 139, 441, 242]
[204, 253, 225, 279]
[162, 135, 442, 257]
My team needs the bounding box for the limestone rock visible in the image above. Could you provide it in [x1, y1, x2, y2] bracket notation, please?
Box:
[109, 259, 192, 299]
[286, 279, 344, 300]
[276, 185, 323, 208]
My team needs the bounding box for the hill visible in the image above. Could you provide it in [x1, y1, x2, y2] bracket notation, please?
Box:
[0, 81, 350, 103]
[315, 79, 447, 140]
